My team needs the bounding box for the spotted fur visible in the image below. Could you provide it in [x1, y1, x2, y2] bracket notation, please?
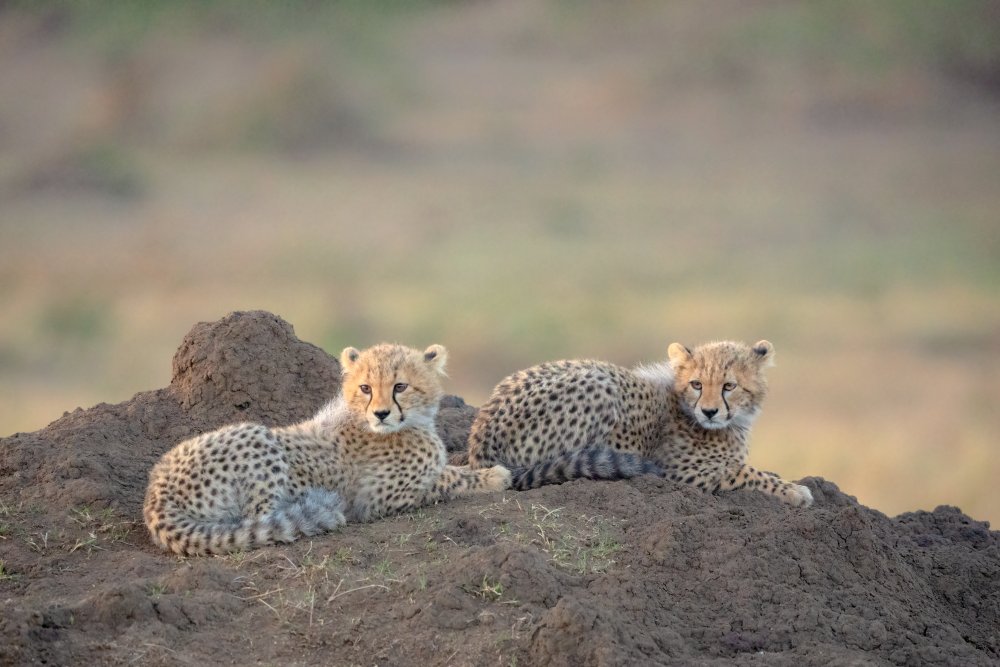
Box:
[468, 340, 812, 507]
[144, 343, 511, 556]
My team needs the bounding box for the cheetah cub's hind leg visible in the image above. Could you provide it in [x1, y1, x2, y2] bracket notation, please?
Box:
[264, 488, 347, 542]
[717, 464, 814, 508]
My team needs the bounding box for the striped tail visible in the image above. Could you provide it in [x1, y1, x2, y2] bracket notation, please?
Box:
[150, 488, 347, 556]
[509, 447, 665, 491]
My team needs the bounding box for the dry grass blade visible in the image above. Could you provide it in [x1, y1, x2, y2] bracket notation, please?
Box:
[326, 582, 390, 604]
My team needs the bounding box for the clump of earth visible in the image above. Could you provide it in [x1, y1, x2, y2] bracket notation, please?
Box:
[1, 311, 997, 665]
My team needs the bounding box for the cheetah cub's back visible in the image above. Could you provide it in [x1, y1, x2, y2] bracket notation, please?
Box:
[144, 343, 511, 556]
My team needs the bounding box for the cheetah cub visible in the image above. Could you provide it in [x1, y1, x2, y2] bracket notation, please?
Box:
[466, 340, 812, 507]
[144, 343, 512, 556]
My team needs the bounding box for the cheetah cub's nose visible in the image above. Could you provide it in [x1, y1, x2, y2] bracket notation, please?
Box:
[701, 408, 718, 419]
[374, 409, 391, 421]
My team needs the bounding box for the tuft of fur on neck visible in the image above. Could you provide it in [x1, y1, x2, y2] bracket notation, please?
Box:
[399, 405, 439, 432]
[729, 405, 762, 431]
[403, 408, 437, 432]
[632, 361, 675, 388]
[303, 396, 353, 431]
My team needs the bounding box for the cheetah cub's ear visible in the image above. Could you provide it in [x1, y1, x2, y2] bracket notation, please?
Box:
[752, 340, 775, 368]
[667, 342, 693, 368]
[340, 347, 361, 372]
[422, 344, 448, 375]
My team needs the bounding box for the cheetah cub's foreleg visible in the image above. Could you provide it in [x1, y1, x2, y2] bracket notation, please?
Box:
[717, 464, 814, 507]
[423, 464, 512, 503]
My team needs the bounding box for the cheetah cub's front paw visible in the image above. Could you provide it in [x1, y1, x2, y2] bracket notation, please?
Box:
[788, 483, 814, 508]
[484, 465, 513, 491]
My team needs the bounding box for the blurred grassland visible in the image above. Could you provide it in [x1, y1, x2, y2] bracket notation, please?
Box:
[1, 1, 999, 522]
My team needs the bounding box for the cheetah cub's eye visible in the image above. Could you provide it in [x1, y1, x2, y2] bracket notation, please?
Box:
[394, 383, 408, 393]
[723, 382, 737, 392]
[690, 380, 703, 391]
[359, 384, 372, 395]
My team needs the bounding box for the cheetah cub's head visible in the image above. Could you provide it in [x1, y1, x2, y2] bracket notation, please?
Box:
[667, 340, 774, 431]
[340, 343, 447, 434]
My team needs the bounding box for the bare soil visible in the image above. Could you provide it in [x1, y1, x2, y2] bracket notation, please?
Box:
[1, 311, 997, 666]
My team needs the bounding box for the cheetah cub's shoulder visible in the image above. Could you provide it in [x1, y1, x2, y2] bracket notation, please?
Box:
[144, 343, 511, 556]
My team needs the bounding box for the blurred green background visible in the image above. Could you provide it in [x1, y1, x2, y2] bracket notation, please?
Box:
[1, 1, 998, 522]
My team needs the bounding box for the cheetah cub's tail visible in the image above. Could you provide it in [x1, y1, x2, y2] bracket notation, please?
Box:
[149, 488, 346, 556]
[509, 447, 665, 491]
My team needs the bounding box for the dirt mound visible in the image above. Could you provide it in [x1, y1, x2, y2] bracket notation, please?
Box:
[1, 310, 342, 518]
[1, 312, 997, 666]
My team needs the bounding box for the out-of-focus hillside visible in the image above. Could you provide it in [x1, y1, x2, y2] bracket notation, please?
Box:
[1, 1, 998, 521]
